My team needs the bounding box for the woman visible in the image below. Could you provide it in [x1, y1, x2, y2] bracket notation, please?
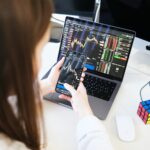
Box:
[0, 0, 113, 150]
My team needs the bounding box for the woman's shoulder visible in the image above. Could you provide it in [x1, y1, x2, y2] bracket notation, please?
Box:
[0, 133, 30, 150]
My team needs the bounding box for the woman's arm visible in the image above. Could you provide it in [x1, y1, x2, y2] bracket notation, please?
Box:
[59, 83, 114, 150]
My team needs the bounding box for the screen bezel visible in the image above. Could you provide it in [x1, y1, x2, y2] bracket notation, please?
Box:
[57, 16, 136, 82]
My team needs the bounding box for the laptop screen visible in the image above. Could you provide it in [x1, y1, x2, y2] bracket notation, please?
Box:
[58, 17, 135, 81]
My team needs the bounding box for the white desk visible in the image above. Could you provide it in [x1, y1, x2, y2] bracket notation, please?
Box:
[40, 37, 150, 150]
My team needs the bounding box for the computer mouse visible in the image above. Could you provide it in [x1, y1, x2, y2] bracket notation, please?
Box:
[115, 114, 135, 142]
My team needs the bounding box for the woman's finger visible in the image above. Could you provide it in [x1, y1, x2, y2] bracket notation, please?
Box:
[59, 94, 71, 101]
[83, 67, 87, 72]
[77, 82, 86, 93]
[81, 72, 85, 78]
[64, 83, 76, 96]
[54, 57, 65, 70]
[80, 77, 84, 82]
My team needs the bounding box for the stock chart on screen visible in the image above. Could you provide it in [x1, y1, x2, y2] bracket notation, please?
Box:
[59, 17, 134, 79]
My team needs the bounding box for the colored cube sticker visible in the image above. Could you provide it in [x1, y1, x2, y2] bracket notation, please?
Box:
[137, 100, 150, 124]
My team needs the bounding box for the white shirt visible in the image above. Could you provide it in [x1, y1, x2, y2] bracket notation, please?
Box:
[0, 115, 113, 150]
[77, 115, 114, 150]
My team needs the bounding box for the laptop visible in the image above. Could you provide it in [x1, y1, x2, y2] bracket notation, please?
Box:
[43, 17, 136, 120]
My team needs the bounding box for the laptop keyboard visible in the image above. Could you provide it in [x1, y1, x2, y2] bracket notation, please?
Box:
[83, 74, 117, 101]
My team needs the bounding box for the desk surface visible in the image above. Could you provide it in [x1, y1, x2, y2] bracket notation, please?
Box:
[40, 37, 150, 150]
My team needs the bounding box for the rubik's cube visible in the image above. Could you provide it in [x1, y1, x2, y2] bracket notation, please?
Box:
[137, 100, 150, 124]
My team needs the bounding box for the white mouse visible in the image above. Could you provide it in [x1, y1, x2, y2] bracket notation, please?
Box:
[115, 114, 135, 142]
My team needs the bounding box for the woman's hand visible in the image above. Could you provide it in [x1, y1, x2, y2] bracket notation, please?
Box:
[47, 57, 65, 93]
[59, 82, 93, 118]
[40, 57, 64, 95]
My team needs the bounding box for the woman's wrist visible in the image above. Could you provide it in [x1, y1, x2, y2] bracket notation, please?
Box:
[78, 107, 94, 120]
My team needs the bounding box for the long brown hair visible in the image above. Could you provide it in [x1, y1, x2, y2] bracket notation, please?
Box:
[0, 0, 53, 149]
